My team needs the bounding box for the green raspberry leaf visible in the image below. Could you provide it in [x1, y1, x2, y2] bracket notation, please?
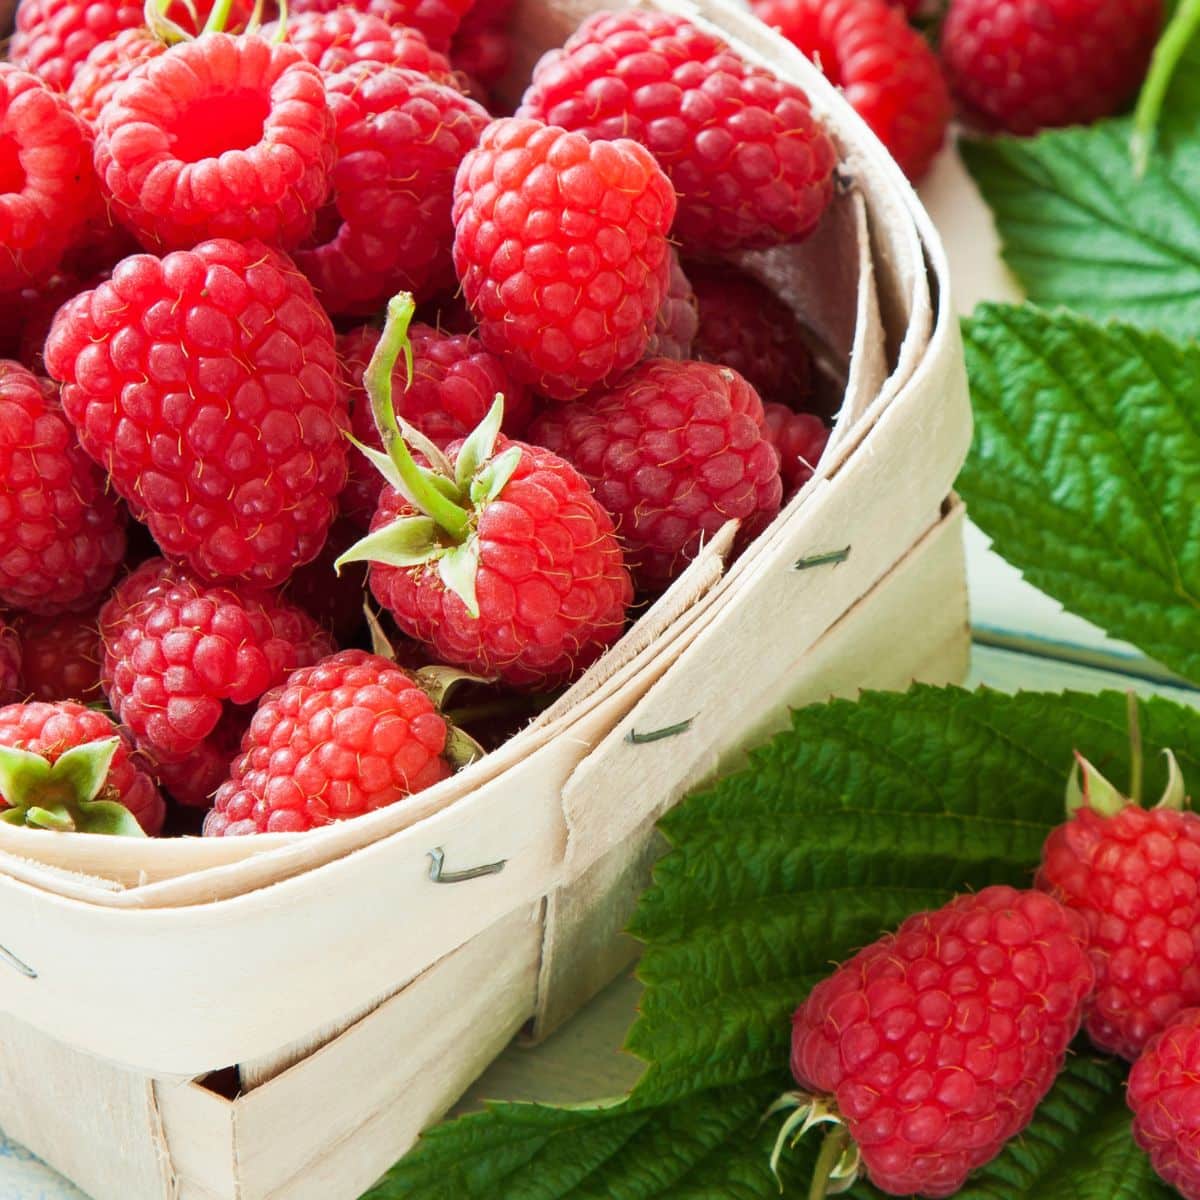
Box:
[368, 688, 1200, 1198]
[956, 303, 1200, 681]
[960, 48, 1200, 340]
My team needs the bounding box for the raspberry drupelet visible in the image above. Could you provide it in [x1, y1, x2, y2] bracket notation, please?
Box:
[44, 239, 348, 589]
[288, 0, 473, 53]
[339, 294, 633, 690]
[517, 9, 837, 252]
[265, 8, 456, 77]
[452, 116, 677, 401]
[100, 558, 334, 808]
[204, 649, 452, 835]
[0, 360, 127, 617]
[93, 34, 335, 253]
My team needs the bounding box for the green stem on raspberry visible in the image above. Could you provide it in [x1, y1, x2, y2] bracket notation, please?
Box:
[201, 0, 234, 32]
[807, 1126, 850, 1200]
[366, 294, 472, 542]
[143, 0, 194, 43]
[1131, 0, 1200, 175]
[1128, 690, 1144, 806]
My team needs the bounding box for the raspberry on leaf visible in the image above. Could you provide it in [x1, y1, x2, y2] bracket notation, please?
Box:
[775, 885, 1093, 1198]
[1036, 698, 1200, 1060]
[337, 293, 633, 690]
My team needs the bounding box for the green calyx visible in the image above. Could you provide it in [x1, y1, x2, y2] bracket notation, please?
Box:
[0, 738, 146, 837]
[766, 1093, 860, 1199]
[141, 0, 271, 47]
[335, 292, 522, 620]
[1065, 693, 1188, 818]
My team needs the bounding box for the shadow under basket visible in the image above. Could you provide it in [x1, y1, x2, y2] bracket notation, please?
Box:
[0, 0, 973, 1196]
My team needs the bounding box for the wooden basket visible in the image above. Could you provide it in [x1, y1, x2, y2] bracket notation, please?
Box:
[0, 1, 973, 1195]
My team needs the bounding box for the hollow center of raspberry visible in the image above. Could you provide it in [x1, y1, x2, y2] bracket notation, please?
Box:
[169, 91, 271, 163]
[0, 137, 26, 195]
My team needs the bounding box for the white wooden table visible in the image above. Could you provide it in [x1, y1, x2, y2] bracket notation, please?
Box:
[2, 145, 1188, 1196]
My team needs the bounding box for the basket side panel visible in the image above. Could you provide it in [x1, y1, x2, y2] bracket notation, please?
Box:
[532, 497, 969, 1038]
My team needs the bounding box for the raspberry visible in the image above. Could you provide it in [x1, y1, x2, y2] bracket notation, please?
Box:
[0, 360, 127, 616]
[14, 610, 103, 703]
[517, 10, 836, 252]
[753, 0, 951, 180]
[93, 34, 335, 252]
[687, 260, 815, 408]
[203, 649, 451, 835]
[338, 321, 533, 528]
[452, 117, 676, 401]
[296, 64, 489, 317]
[0, 274, 93, 375]
[100, 558, 333, 807]
[1036, 752, 1200, 1061]
[783, 886, 1093, 1198]
[265, 9, 455, 79]
[289, 0, 472, 53]
[66, 28, 168, 126]
[450, 25, 512, 94]
[1128, 1007, 1200, 1199]
[346, 296, 632, 689]
[45, 239, 348, 589]
[9, 0, 252, 90]
[941, 0, 1161, 134]
[645, 249, 697, 361]
[0, 620, 21, 704]
[282, 517, 369, 644]
[0, 65, 98, 295]
[530, 359, 782, 591]
[0, 700, 165, 835]
[763, 404, 829, 495]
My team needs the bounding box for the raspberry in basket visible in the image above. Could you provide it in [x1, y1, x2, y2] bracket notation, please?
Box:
[203, 649, 452, 835]
[452, 116, 676, 401]
[100, 558, 333, 808]
[517, 9, 837, 252]
[763, 404, 830, 496]
[0, 65, 98, 295]
[289, 0, 473, 53]
[44, 239, 348, 589]
[645, 250, 699, 361]
[0, 360, 127, 617]
[0, 621, 21, 705]
[92, 34, 334, 252]
[530, 358, 783, 592]
[296, 63, 490, 316]
[15, 610, 103, 703]
[339, 294, 633, 690]
[0, 700, 165, 835]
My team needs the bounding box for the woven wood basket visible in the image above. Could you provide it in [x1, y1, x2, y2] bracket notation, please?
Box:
[0, 1, 972, 1195]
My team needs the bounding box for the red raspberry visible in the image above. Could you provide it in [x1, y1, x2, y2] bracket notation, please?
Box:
[100, 558, 333, 807]
[0, 65, 98, 295]
[450, 25, 512, 94]
[66, 28, 168, 126]
[784, 886, 1093, 1198]
[44, 239, 348, 589]
[296, 64, 489, 317]
[93, 34, 334, 252]
[338, 321, 532, 528]
[282, 517, 369, 644]
[1036, 753, 1200, 1061]
[0, 273, 96, 375]
[203, 649, 451, 835]
[14, 610, 102, 703]
[531, 359, 782, 591]
[753, 0, 951, 180]
[941, 0, 1161, 134]
[0, 620, 21, 704]
[9, 0, 252, 90]
[763, 404, 829, 496]
[517, 10, 836, 252]
[289, 0, 471, 53]
[687, 260, 815, 409]
[645, 249, 697, 361]
[0, 360, 126, 616]
[452, 117, 676, 401]
[0, 700, 165, 834]
[1128, 1007, 1200, 1199]
[348, 295, 632, 689]
[265, 9, 454, 78]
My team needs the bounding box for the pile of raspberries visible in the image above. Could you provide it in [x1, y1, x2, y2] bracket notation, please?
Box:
[0, 2, 841, 838]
